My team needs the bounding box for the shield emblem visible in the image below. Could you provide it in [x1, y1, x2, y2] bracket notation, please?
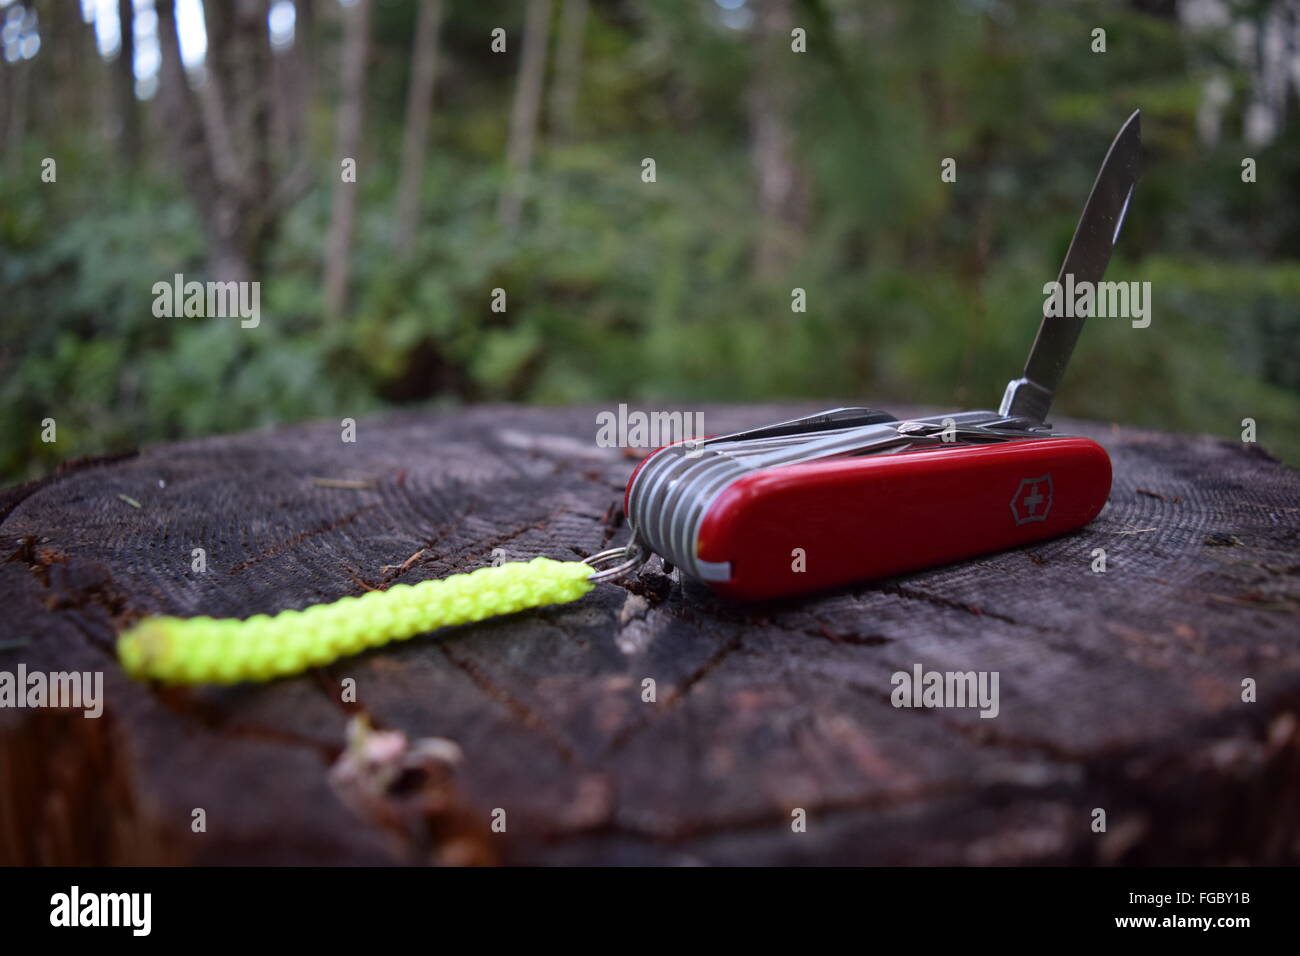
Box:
[1010, 474, 1053, 525]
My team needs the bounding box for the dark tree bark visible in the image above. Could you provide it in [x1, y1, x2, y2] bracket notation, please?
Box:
[2, 405, 1298, 864]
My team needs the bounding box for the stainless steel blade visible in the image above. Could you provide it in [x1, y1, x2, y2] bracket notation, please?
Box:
[1000, 109, 1142, 422]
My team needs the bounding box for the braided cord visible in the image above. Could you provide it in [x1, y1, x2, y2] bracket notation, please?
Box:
[117, 557, 595, 686]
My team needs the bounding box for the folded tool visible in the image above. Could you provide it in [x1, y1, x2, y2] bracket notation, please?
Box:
[624, 110, 1141, 599]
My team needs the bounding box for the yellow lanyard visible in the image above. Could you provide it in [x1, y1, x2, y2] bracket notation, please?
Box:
[117, 557, 598, 686]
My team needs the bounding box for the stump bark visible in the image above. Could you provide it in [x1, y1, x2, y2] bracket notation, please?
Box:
[1, 404, 1298, 865]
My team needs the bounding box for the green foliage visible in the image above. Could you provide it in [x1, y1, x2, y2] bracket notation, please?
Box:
[2, 0, 1298, 482]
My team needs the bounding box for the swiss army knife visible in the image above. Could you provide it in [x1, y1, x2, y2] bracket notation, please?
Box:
[620, 110, 1141, 599]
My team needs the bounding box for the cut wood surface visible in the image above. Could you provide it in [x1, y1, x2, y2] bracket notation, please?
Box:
[1, 404, 1298, 865]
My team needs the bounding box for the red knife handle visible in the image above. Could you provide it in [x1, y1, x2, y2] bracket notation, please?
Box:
[633, 436, 1110, 600]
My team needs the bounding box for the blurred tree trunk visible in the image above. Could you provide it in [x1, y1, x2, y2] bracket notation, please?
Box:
[549, 0, 587, 140]
[268, 0, 316, 209]
[157, 0, 282, 283]
[498, 0, 552, 232]
[211, 0, 275, 246]
[748, 0, 809, 274]
[287, 0, 317, 149]
[1, 2, 34, 169]
[270, 10, 298, 158]
[393, 0, 446, 257]
[33, 0, 88, 141]
[157, 0, 225, 267]
[1, 57, 31, 174]
[0, 53, 8, 159]
[324, 0, 372, 322]
[113, 0, 139, 166]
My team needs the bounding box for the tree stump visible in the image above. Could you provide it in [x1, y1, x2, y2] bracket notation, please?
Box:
[2, 404, 1298, 865]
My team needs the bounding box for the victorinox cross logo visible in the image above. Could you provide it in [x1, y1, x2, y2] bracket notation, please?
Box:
[1011, 474, 1053, 525]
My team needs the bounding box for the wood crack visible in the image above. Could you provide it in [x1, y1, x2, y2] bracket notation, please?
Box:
[438, 640, 579, 765]
[226, 504, 378, 574]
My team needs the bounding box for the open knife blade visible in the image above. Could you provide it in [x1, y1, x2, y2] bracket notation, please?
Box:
[1000, 109, 1142, 423]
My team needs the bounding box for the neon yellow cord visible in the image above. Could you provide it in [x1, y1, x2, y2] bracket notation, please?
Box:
[117, 557, 595, 686]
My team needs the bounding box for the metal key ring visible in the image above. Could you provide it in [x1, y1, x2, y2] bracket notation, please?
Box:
[583, 538, 647, 583]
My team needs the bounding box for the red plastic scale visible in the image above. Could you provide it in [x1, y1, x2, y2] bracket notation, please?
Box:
[693, 438, 1109, 599]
